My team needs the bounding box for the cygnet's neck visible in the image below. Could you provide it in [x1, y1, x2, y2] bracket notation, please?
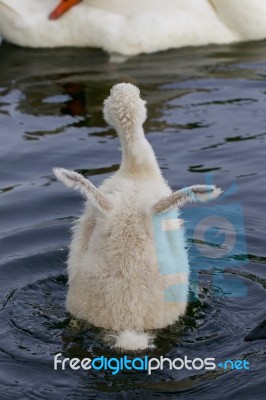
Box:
[118, 126, 162, 179]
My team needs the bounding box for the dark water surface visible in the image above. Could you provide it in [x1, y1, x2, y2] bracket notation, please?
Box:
[0, 42, 265, 399]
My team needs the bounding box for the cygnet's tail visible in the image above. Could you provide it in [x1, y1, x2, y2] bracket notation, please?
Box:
[109, 330, 155, 352]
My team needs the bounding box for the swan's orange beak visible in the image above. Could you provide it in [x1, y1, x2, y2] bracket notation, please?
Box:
[49, 0, 81, 20]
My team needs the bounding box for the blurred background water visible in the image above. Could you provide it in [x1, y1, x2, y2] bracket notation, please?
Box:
[0, 41, 265, 399]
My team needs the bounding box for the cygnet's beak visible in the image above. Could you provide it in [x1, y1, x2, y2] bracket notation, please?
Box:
[49, 0, 81, 20]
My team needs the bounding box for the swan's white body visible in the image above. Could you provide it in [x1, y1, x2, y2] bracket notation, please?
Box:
[1, 1, 266, 55]
[54, 83, 221, 351]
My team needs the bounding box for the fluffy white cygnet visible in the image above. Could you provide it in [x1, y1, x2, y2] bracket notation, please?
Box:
[54, 83, 221, 351]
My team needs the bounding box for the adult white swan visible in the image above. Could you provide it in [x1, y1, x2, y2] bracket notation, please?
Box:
[0, 0, 266, 55]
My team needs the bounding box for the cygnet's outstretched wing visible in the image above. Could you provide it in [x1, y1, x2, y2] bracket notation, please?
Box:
[53, 167, 112, 215]
[153, 185, 222, 214]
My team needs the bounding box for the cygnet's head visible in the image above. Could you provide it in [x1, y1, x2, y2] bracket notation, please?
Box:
[103, 83, 147, 138]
